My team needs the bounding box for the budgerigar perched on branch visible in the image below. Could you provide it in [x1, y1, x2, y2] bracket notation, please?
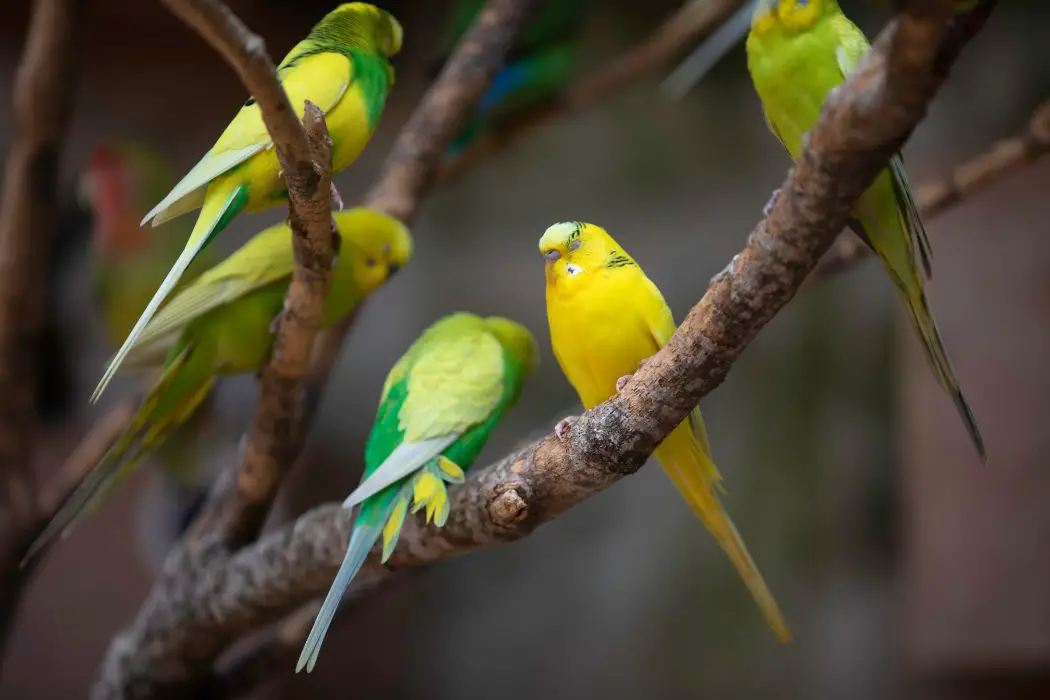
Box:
[541, 221, 791, 643]
[745, 0, 984, 460]
[297, 311, 538, 673]
[93, 2, 403, 403]
[22, 208, 413, 567]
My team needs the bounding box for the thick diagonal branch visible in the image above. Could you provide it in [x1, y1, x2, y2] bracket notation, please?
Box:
[94, 2, 994, 690]
[0, 0, 82, 662]
[93, 1, 537, 698]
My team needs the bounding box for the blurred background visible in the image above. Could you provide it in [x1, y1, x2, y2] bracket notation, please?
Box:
[1, 0, 1048, 698]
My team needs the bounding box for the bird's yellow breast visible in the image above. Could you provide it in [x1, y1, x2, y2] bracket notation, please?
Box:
[546, 268, 662, 409]
[233, 85, 376, 214]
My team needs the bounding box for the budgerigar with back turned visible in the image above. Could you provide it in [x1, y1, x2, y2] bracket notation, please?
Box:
[297, 311, 538, 673]
[92, 2, 403, 403]
[746, 0, 985, 460]
[22, 208, 413, 567]
[540, 221, 791, 643]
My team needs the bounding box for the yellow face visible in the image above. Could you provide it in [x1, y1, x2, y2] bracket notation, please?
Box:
[754, 0, 825, 34]
[335, 208, 413, 294]
[539, 221, 629, 292]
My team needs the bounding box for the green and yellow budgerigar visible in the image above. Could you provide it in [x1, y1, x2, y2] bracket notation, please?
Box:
[746, 0, 985, 460]
[22, 208, 413, 567]
[92, 2, 403, 403]
[297, 311, 539, 673]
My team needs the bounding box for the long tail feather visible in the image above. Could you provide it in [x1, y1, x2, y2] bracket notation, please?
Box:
[654, 424, 791, 643]
[902, 288, 986, 461]
[90, 183, 246, 403]
[21, 402, 154, 567]
[297, 521, 383, 674]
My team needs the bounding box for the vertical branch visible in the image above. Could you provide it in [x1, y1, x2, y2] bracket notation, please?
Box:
[0, 0, 82, 660]
[152, 0, 336, 553]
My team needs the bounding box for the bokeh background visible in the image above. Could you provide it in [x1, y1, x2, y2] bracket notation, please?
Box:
[2, 0, 1049, 698]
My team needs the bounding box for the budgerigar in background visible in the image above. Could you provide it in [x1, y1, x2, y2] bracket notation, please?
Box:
[93, 2, 403, 402]
[79, 141, 219, 546]
[297, 312, 539, 673]
[432, 0, 586, 156]
[22, 208, 413, 567]
[746, 0, 985, 460]
[541, 221, 791, 643]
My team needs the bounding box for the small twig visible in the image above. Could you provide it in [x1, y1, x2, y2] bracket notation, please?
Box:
[93, 1, 538, 698]
[0, 0, 82, 663]
[90, 3, 994, 690]
[436, 0, 750, 183]
[813, 95, 1050, 279]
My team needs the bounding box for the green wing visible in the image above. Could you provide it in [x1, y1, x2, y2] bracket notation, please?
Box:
[122, 221, 295, 364]
[142, 50, 352, 226]
[832, 16, 932, 276]
[343, 314, 508, 508]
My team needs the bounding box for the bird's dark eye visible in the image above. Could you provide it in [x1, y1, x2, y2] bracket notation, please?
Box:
[244, 96, 256, 107]
[366, 258, 378, 267]
[567, 239, 581, 252]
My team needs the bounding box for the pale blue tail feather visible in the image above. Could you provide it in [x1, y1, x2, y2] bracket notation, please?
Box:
[296, 522, 382, 674]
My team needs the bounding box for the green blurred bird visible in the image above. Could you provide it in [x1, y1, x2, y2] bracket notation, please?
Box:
[744, 0, 984, 459]
[297, 311, 539, 673]
[78, 141, 219, 542]
[93, 2, 403, 403]
[22, 207, 413, 566]
[432, 0, 587, 156]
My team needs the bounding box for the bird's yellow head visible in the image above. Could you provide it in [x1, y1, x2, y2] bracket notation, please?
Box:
[753, 0, 833, 35]
[334, 207, 413, 294]
[484, 317, 540, 376]
[320, 4, 403, 58]
[538, 221, 637, 292]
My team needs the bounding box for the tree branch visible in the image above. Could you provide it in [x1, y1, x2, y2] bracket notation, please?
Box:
[92, 1, 538, 698]
[0, 0, 82, 662]
[154, 0, 338, 553]
[92, 2, 996, 694]
[813, 94, 1050, 279]
[437, 0, 751, 183]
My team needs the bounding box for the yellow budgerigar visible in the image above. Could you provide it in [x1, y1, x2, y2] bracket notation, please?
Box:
[540, 221, 791, 643]
[92, 2, 403, 402]
[746, 0, 985, 460]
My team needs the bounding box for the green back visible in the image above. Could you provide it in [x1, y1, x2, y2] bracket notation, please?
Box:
[357, 317, 529, 523]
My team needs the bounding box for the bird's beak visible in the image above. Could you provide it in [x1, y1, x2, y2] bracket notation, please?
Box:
[543, 249, 560, 285]
[387, 262, 401, 276]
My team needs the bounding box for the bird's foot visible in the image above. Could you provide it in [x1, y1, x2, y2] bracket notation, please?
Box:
[763, 188, 781, 216]
[554, 416, 577, 441]
[330, 182, 345, 212]
[268, 310, 284, 335]
[616, 374, 633, 393]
